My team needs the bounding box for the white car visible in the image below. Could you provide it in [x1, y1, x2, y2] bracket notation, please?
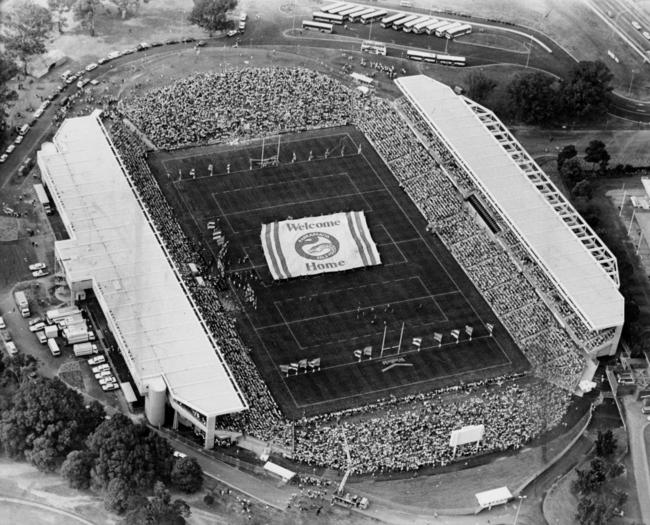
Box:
[226, 29, 238, 37]
[76, 78, 90, 89]
[92, 363, 110, 373]
[35, 331, 47, 344]
[90, 79, 100, 86]
[85, 62, 98, 71]
[0, 316, 5, 329]
[87, 355, 106, 366]
[99, 376, 117, 385]
[239, 12, 247, 21]
[6, 144, 16, 154]
[14, 135, 23, 145]
[107, 51, 121, 59]
[102, 383, 119, 391]
[95, 370, 112, 379]
[5, 341, 18, 356]
[0, 154, 7, 163]
[28, 322, 45, 333]
[33, 108, 44, 119]
[28, 262, 47, 271]
[32, 269, 49, 278]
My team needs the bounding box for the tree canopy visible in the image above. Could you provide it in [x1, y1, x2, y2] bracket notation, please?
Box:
[584, 140, 610, 171]
[0, 377, 104, 471]
[1, 0, 53, 74]
[123, 482, 190, 524]
[188, 0, 238, 35]
[507, 71, 560, 124]
[562, 61, 613, 120]
[171, 456, 204, 494]
[74, 0, 101, 36]
[86, 413, 175, 492]
[557, 144, 577, 171]
[61, 449, 95, 489]
[465, 71, 497, 106]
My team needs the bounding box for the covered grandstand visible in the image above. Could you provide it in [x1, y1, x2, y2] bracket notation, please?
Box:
[36, 110, 247, 448]
[395, 75, 624, 356]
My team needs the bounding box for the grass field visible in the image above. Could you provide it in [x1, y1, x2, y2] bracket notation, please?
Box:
[147, 126, 529, 418]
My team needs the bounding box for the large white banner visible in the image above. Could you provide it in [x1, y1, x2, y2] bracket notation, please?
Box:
[261, 211, 381, 280]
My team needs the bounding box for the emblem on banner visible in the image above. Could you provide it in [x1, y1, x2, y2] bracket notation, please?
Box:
[295, 232, 340, 260]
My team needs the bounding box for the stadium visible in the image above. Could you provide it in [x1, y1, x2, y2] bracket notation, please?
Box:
[36, 66, 624, 474]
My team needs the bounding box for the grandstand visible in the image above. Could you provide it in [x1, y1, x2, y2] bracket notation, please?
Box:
[395, 75, 624, 361]
[36, 110, 247, 448]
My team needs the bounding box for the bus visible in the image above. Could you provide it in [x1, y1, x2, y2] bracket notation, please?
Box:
[381, 12, 404, 28]
[302, 20, 334, 33]
[313, 11, 345, 24]
[392, 14, 419, 31]
[360, 9, 387, 24]
[327, 3, 353, 15]
[414, 17, 436, 34]
[339, 5, 367, 20]
[437, 54, 466, 66]
[435, 21, 462, 37]
[446, 23, 472, 38]
[406, 49, 438, 63]
[404, 16, 431, 33]
[322, 2, 345, 13]
[33, 183, 52, 214]
[361, 40, 387, 55]
[349, 7, 377, 23]
[425, 20, 448, 35]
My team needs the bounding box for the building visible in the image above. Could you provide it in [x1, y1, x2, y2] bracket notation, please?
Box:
[37, 110, 248, 448]
[395, 75, 624, 367]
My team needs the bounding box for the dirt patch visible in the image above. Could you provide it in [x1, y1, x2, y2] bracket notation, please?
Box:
[58, 361, 85, 391]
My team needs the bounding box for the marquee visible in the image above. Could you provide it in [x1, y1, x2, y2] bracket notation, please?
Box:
[261, 211, 381, 280]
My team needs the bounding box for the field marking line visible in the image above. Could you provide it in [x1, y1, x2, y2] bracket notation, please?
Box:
[378, 223, 409, 266]
[209, 171, 352, 194]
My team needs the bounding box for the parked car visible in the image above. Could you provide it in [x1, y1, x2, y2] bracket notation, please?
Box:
[14, 135, 23, 145]
[92, 363, 110, 373]
[227, 29, 238, 37]
[102, 383, 119, 391]
[95, 370, 112, 379]
[107, 51, 121, 59]
[29, 322, 45, 333]
[5, 341, 18, 356]
[1, 329, 12, 341]
[32, 269, 49, 278]
[85, 62, 98, 71]
[88, 355, 106, 366]
[28, 262, 47, 271]
[35, 331, 47, 344]
[195, 40, 206, 47]
[0, 316, 5, 329]
[6, 144, 16, 154]
[99, 376, 117, 385]
[0, 154, 7, 163]
[136, 42, 151, 50]
[97, 57, 109, 64]
[165, 38, 179, 44]
[150, 41, 163, 47]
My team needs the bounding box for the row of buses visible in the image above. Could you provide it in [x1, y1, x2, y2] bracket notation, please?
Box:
[316, 2, 472, 39]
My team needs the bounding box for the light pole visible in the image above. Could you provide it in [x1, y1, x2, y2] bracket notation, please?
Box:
[513, 495, 527, 525]
[628, 69, 639, 96]
[525, 35, 533, 69]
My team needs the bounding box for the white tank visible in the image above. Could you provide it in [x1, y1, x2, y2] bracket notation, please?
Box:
[144, 376, 166, 426]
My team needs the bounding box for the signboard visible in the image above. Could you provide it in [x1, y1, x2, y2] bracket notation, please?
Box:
[449, 424, 485, 448]
[261, 211, 381, 280]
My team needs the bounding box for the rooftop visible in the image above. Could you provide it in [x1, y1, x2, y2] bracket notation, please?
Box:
[37, 111, 247, 418]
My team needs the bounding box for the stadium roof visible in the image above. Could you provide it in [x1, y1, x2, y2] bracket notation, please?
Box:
[396, 75, 624, 331]
[37, 111, 247, 418]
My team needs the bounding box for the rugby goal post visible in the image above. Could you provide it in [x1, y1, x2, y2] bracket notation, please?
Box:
[249, 135, 281, 169]
[449, 424, 484, 458]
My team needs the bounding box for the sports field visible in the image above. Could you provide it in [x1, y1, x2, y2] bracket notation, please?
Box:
[147, 126, 529, 419]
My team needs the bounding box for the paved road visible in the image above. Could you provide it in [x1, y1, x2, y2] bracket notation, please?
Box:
[622, 396, 650, 525]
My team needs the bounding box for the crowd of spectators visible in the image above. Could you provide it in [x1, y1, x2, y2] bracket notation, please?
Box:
[110, 67, 599, 475]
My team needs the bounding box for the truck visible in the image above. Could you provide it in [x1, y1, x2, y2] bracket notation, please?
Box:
[73, 342, 98, 357]
[14, 291, 30, 317]
[47, 338, 61, 356]
[46, 305, 81, 324]
[44, 324, 58, 339]
[64, 327, 90, 344]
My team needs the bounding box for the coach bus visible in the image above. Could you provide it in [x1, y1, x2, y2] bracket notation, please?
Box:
[381, 12, 404, 28]
[392, 14, 419, 31]
[406, 49, 438, 63]
[425, 20, 448, 35]
[339, 5, 367, 20]
[302, 20, 334, 33]
[34, 183, 52, 214]
[361, 40, 387, 55]
[312, 11, 345, 24]
[446, 23, 472, 38]
[435, 21, 462, 37]
[437, 54, 466, 66]
[321, 2, 345, 13]
[403, 16, 431, 33]
[349, 7, 376, 23]
[413, 17, 436, 34]
[360, 9, 387, 24]
[327, 3, 353, 15]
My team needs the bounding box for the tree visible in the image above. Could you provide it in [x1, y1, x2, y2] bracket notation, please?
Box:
[556, 144, 577, 171]
[86, 413, 175, 492]
[0, 377, 104, 470]
[48, 0, 76, 33]
[507, 71, 561, 124]
[104, 477, 131, 514]
[61, 450, 95, 489]
[559, 157, 584, 188]
[0, 53, 18, 147]
[572, 179, 593, 200]
[74, 0, 101, 36]
[573, 458, 608, 495]
[465, 71, 497, 106]
[123, 482, 190, 525]
[1, 352, 38, 386]
[1, 0, 53, 74]
[584, 140, 610, 171]
[171, 456, 203, 493]
[562, 61, 613, 120]
[188, 0, 238, 35]
[595, 429, 617, 458]
[110, 0, 141, 19]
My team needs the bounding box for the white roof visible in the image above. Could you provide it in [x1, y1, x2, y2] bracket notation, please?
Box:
[395, 75, 624, 331]
[263, 461, 296, 481]
[475, 487, 512, 507]
[37, 111, 247, 418]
